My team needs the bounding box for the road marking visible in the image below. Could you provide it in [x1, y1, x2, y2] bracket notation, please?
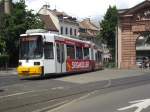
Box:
[0, 90, 35, 99]
[75, 90, 99, 101]
[32, 100, 69, 112]
[51, 86, 65, 90]
[118, 99, 150, 112]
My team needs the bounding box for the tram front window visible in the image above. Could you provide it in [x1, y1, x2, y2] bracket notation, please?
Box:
[19, 35, 43, 59]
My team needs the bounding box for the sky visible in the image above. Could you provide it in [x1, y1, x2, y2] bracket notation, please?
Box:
[25, 0, 144, 19]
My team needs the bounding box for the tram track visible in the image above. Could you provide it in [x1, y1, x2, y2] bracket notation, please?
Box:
[1, 74, 150, 112]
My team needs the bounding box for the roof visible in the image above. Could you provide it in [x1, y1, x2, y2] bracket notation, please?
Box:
[118, 9, 128, 14]
[79, 31, 97, 38]
[50, 9, 69, 17]
[79, 18, 99, 31]
[38, 5, 78, 29]
[50, 9, 78, 24]
[39, 15, 59, 31]
[119, 0, 150, 15]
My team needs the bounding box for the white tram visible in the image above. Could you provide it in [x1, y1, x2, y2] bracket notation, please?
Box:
[17, 29, 103, 78]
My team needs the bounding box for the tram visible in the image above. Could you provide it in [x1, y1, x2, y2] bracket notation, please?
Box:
[17, 29, 103, 78]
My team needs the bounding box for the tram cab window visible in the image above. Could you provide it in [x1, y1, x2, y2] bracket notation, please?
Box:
[76, 47, 83, 59]
[83, 48, 89, 59]
[44, 42, 54, 59]
[67, 45, 75, 59]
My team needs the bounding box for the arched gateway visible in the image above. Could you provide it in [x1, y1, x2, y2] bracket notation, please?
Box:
[117, 0, 150, 69]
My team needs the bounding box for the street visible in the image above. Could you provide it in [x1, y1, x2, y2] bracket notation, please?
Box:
[0, 69, 150, 112]
[1, 0, 150, 112]
[48, 79, 150, 112]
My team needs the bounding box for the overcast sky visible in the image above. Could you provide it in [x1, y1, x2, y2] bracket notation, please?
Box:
[25, 0, 144, 19]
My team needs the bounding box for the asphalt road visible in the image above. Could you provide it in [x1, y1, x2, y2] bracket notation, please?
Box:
[0, 75, 27, 87]
[47, 80, 150, 112]
[0, 70, 150, 112]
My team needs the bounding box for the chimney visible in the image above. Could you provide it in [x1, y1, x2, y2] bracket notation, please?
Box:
[43, 4, 50, 9]
[4, 0, 11, 14]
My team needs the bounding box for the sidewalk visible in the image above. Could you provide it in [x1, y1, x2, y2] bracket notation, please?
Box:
[0, 68, 150, 85]
[55, 69, 150, 84]
[0, 68, 17, 76]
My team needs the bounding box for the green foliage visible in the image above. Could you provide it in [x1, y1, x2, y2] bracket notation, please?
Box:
[104, 61, 116, 68]
[98, 6, 118, 61]
[0, 38, 5, 53]
[0, 1, 44, 66]
[0, 54, 9, 69]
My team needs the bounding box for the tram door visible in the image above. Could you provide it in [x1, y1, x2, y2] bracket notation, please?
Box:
[56, 43, 66, 73]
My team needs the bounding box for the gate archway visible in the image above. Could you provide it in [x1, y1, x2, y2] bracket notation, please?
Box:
[117, 0, 150, 69]
[136, 32, 150, 68]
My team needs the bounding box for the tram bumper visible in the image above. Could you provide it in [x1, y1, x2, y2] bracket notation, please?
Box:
[17, 66, 42, 77]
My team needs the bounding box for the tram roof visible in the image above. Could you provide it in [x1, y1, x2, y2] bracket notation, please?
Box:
[20, 32, 92, 44]
[20, 31, 102, 50]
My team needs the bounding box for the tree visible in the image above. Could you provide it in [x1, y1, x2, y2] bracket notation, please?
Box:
[99, 6, 118, 62]
[0, 1, 44, 66]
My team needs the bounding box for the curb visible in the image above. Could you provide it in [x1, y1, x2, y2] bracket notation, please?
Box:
[0, 71, 17, 76]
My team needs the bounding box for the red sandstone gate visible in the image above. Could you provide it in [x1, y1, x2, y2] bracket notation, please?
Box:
[117, 0, 150, 69]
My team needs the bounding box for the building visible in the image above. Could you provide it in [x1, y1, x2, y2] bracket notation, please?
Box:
[38, 5, 79, 38]
[116, 0, 150, 69]
[79, 18, 100, 43]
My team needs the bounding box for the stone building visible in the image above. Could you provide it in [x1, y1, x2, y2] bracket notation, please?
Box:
[116, 0, 150, 69]
[79, 18, 99, 43]
[38, 5, 79, 38]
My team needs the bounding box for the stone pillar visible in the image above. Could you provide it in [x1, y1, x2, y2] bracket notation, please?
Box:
[117, 22, 122, 68]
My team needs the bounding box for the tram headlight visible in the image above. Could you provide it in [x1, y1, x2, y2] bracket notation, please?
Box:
[34, 62, 40, 65]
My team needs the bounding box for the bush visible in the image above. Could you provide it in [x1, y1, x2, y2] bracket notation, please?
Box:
[104, 61, 116, 68]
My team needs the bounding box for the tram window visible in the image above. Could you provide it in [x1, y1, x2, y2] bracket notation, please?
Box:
[56, 44, 65, 63]
[57, 44, 61, 63]
[83, 48, 89, 59]
[96, 51, 102, 62]
[76, 47, 83, 59]
[44, 43, 54, 59]
[95, 52, 98, 62]
[61, 45, 65, 63]
[67, 45, 75, 59]
[91, 49, 94, 60]
[98, 51, 102, 62]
